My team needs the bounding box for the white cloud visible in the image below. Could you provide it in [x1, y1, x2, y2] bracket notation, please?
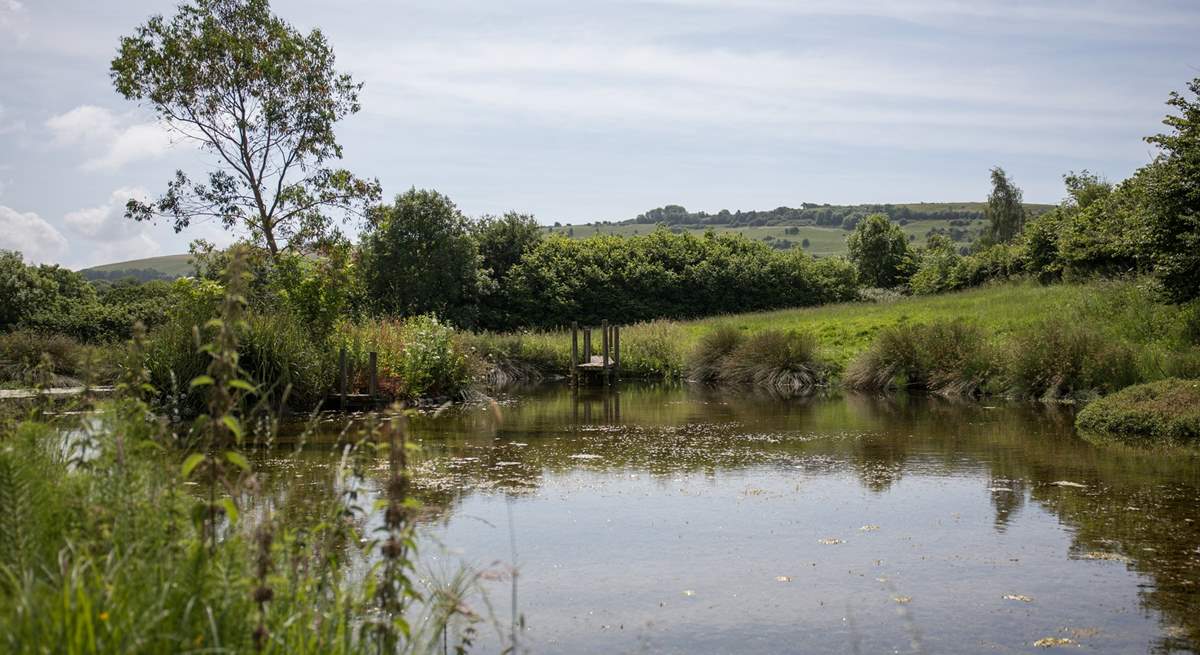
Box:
[0, 204, 67, 264]
[45, 105, 173, 171]
[62, 187, 162, 268]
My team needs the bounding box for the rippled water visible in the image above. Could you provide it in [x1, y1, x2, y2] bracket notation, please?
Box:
[257, 384, 1200, 654]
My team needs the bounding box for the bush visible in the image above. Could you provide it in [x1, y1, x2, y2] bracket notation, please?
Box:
[1076, 378, 1200, 443]
[845, 214, 914, 288]
[337, 315, 477, 400]
[1005, 320, 1140, 398]
[500, 229, 860, 329]
[845, 321, 998, 395]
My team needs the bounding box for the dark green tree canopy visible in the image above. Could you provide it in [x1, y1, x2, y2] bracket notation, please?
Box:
[984, 167, 1026, 244]
[111, 0, 380, 259]
[475, 212, 544, 282]
[1143, 77, 1200, 302]
[359, 189, 484, 327]
[846, 213, 912, 288]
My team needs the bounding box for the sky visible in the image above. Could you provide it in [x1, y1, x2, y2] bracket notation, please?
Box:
[0, 0, 1198, 269]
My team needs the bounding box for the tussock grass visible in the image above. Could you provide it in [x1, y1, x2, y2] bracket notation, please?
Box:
[845, 321, 998, 395]
[717, 330, 830, 394]
[1005, 319, 1140, 399]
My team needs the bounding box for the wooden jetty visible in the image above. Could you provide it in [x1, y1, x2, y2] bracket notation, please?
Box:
[325, 348, 385, 411]
[570, 320, 621, 387]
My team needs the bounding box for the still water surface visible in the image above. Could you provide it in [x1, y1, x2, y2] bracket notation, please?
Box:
[261, 384, 1200, 654]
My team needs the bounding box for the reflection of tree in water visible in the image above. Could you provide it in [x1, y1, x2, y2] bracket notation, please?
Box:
[255, 384, 1200, 652]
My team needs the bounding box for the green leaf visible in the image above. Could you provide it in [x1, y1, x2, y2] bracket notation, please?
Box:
[189, 375, 215, 388]
[220, 498, 239, 526]
[228, 379, 256, 393]
[225, 451, 250, 471]
[221, 415, 244, 441]
[181, 453, 206, 478]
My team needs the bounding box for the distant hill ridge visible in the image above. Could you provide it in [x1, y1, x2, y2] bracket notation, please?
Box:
[81, 202, 1054, 276]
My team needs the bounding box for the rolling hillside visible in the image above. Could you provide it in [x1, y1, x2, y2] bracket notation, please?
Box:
[80, 254, 194, 281]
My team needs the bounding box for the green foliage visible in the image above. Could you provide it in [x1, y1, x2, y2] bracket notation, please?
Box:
[501, 228, 857, 329]
[475, 212, 544, 329]
[112, 0, 380, 258]
[984, 167, 1026, 244]
[1004, 319, 1140, 399]
[1076, 378, 1200, 443]
[1021, 208, 1065, 282]
[845, 321, 998, 395]
[845, 213, 913, 288]
[1142, 77, 1200, 302]
[337, 315, 476, 400]
[359, 189, 484, 328]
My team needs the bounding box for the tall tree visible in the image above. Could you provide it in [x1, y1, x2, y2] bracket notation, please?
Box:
[846, 213, 912, 288]
[1143, 77, 1200, 302]
[111, 0, 380, 260]
[359, 189, 483, 327]
[984, 167, 1026, 243]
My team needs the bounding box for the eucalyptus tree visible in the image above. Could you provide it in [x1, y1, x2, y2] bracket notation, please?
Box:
[111, 0, 380, 260]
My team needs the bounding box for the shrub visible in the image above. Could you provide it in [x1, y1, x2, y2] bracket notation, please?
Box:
[1076, 378, 1200, 443]
[337, 315, 477, 400]
[1005, 320, 1140, 398]
[845, 321, 998, 395]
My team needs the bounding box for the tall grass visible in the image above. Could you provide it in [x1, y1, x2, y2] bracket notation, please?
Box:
[337, 315, 477, 400]
[1005, 319, 1140, 398]
[845, 321, 998, 396]
[689, 327, 831, 393]
[0, 250, 478, 653]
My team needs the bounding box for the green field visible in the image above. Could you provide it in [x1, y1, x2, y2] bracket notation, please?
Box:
[80, 254, 193, 277]
[544, 219, 986, 256]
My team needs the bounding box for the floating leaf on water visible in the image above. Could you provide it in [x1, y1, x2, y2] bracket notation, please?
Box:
[892, 595, 912, 604]
[988, 487, 1012, 493]
[1033, 637, 1076, 648]
[569, 454, 603, 460]
[775, 576, 792, 582]
[1049, 481, 1087, 488]
[859, 525, 880, 532]
[817, 538, 844, 545]
[1003, 594, 1033, 602]
[682, 589, 696, 597]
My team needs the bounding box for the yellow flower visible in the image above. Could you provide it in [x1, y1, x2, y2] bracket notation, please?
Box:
[99, 612, 109, 622]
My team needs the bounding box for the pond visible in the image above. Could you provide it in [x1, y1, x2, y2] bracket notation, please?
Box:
[257, 383, 1200, 654]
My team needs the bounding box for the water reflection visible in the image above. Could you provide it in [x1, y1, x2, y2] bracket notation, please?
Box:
[256, 384, 1200, 654]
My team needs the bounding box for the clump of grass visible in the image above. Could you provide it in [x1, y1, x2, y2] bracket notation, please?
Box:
[1005, 319, 1140, 399]
[0, 330, 85, 387]
[688, 325, 744, 382]
[240, 312, 335, 409]
[688, 329, 829, 393]
[1076, 378, 1200, 444]
[845, 321, 998, 396]
[468, 330, 565, 385]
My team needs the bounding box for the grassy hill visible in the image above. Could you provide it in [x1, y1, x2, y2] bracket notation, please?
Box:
[80, 254, 194, 280]
[545, 201, 1054, 256]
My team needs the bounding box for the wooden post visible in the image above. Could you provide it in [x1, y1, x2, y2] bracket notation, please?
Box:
[613, 325, 621, 380]
[368, 351, 378, 401]
[338, 347, 348, 410]
[583, 327, 592, 362]
[570, 322, 578, 387]
[601, 320, 610, 386]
